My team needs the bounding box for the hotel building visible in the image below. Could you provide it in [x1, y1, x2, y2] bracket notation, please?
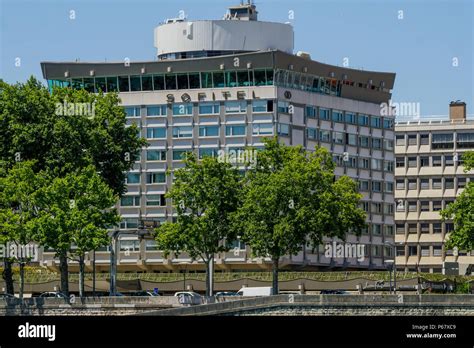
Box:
[39, 2, 397, 273]
[394, 102, 474, 274]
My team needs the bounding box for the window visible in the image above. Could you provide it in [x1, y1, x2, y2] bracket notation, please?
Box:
[396, 157, 405, 168]
[124, 106, 140, 118]
[345, 112, 356, 124]
[305, 106, 317, 118]
[421, 246, 430, 257]
[119, 239, 140, 252]
[130, 75, 141, 92]
[372, 159, 383, 171]
[384, 161, 394, 172]
[199, 126, 219, 137]
[457, 133, 474, 148]
[252, 100, 273, 113]
[225, 101, 246, 114]
[396, 224, 405, 234]
[420, 179, 429, 189]
[372, 224, 382, 235]
[433, 201, 442, 211]
[359, 136, 370, 148]
[126, 173, 140, 184]
[396, 179, 405, 190]
[408, 179, 417, 190]
[277, 123, 290, 136]
[146, 127, 167, 139]
[147, 150, 167, 161]
[147, 105, 167, 117]
[94, 77, 106, 92]
[120, 218, 138, 230]
[383, 118, 393, 129]
[384, 139, 394, 150]
[121, 196, 140, 207]
[199, 102, 220, 115]
[224, 124, 246, 137]
[332, 110, 344, 123]
[372, 138, 382, 149]
[408, 134, 417, 145]
[358, 114, 369, 126]
[432, 179, 442, 189]
[153, 75, 165, 90]
[372, 203, 383, 214]
[457, 178, 467, 189]
[146, 172, 166, 184]
[319, 108, 330, 120]
[212, 72, 224, 88]
[372, 245, 382, 257]
[383, 203, 394, 214]
[172, 150, 191, 161]
[225, 71, 237, 87]
[278, 101, 290, 114]
[420, 223, 430, 233]
[445, 223, 454, 233]
[396, 200, 405, 212]
[370, 116, 381, 128]
[396, 246, 405, 256]
[445, 155, 454, 167]
[385, 225, 394, 236]
[433, 246, 442, 256]
[254, 69, 268, 86]
[320, 130, 331, 142]
[189, 73, 200, 89]
[396, 135, 405, 146]
[385, 182, 394, 193]
[408, 201, 417, 212]
[420, 156, 429, 167]
[199, 148, 219, 159]
[420, 201, 429, 212]
[106, 76, 118, 92]
[176, 74, 189, 89]
[431, 156, 442, 167]
[372, 181, 382, 192]
[253, 123, 273, 135]
[118, 76, 130, 92]
[165, 74, 177, 90]
[408, 157, 417, 168]
[332, 132, 344, 144]
[172, 103, 193, 116]
[408, 246, 417, 256]
[360, 201, 370, 213]
[307, 128, 318, 140]
[359, 180, 369, 191]
[359, 158, 370, 169]
[172, 126, 193, 138]
[445, 178, 454, 189]
[420, 134, 429, 145]
[433, 223, 442, 234]
[432, 133, 454, 149]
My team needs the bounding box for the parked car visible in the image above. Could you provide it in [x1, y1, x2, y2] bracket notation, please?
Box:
[174, 291, 202, 305]
[237, 287, 272, 297]
[39, 292, 69, 299]
[320, 290, 348, 295]
[0, 293, 15, 299]
[215, 291, 239, 298]
[131, 291, 160, 297]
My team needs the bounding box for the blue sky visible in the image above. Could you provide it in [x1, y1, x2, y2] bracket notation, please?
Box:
[1, 0, 472, 117]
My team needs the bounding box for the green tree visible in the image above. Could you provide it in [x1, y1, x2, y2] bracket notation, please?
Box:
[155, 155, 242, 296]
[34, 166, 120, 298]
[0, 77, 146, 295]
[0, 161, 41, 299]
[235, 138, 366, 294]
[440, 151, 474, 251]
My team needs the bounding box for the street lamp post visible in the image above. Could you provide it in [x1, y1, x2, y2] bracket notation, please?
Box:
[384, 241, 396, 294]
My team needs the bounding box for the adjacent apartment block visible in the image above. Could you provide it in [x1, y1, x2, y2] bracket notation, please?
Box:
[39, 2, 396, 273]
[394, 101, 474, 274]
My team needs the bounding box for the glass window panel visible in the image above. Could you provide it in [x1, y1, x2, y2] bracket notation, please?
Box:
[172, 103, 193, 116]
[72, 78, 84, 90]
[201, 72, 213, 88]
[106, 77, 118, 92]
[165, 74, 177, 90]
[142, 75, 153, 91]
[213, 72, 225, 88]
[188, 73, 200, 89]
[266, 69, 274, 85]
[153, 75, 165, 90]
[225, 71, 237, 87]
[237, 70, 250, 87]
[95, 77, 106, 93]
[254, 70, 266, 86]
[146, 127, 167, 139]
[130, 75, 141, 91]
[118, 76, 130, 92]
[177, 74, 189, 89]
[225, 101, 246, 114]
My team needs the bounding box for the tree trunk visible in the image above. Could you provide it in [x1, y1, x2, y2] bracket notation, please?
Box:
[19, 262, 25, 300]
[205, 258, 211, 297]
[2, 259, 14, 295]
[272, 257, 279, 295]
[79, 255, 85, 299]
[59, 252, 69, 297]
